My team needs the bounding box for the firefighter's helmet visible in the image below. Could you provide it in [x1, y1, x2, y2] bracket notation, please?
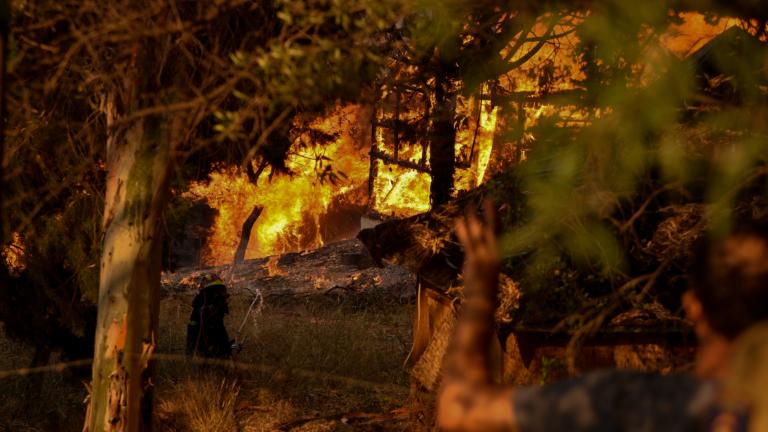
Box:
[200, 273, 226, 289]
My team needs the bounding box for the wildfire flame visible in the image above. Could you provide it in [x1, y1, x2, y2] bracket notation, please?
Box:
[264, 255, 286, 277]
[474, 99, 499, 186]
[491, 12, 747, 155]
[373, 84, 500, 217]
[1, 232, 26, 277]
[188, 105, 370, 265]
[187, 13, 741, 266]
[662, 13, 741, 57]
[372, 165, 432, 217]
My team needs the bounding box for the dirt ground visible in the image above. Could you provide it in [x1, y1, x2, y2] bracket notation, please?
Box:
[0, 295, 416, 432]
[0, 238, 698, 431]
[152, 294, 415, 432]
[0, 240, 420, 431]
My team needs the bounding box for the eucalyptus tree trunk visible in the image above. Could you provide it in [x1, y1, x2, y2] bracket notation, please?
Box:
[87, 111, 172, 431]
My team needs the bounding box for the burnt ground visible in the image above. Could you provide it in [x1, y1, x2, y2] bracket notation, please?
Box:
[0, 239, 420, 432]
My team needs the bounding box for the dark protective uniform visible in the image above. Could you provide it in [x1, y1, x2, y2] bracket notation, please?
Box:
[511, 369, 750, 432]
[185, 280, 232, 359]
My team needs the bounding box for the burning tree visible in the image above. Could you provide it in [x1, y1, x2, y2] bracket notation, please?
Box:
[366, 5, 604, 214]
[4, 0, 404, 430]
[360, 0, 768, 391]
[1, 0, 767, 429]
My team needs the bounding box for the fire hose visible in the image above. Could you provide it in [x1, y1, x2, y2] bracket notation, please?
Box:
[231, 285, 264, 357]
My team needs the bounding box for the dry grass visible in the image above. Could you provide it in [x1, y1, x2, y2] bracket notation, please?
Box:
[0, 291, 414, 431]
[153, 293, 413, 431]
[156, 376, 240, 432]
[0, 325, 88, 432]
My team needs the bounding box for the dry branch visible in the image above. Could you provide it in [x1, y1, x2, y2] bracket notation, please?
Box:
[234, 205, 263, 264]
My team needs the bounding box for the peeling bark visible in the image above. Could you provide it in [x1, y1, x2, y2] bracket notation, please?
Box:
[87, 114, 172, 432]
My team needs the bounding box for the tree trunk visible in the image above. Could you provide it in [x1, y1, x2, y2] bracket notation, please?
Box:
[245, 159, 268, 185]
[482, 105, 509, 184]
[234, 205, 263, 264]
[0, 0, 8, 239]
[87, 114, 172, 432]
[429, 72, 457, 208]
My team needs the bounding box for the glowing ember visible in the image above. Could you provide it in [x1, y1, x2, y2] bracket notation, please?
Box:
[264, 255, 286, 277]
[312, 272, 331, 290]
[1, 232, 26, 277]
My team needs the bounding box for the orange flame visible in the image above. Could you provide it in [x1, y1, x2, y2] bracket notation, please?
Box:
[264, 255, 286, 277]
[1, 232, 26, 277]
[493, 12, 745, 147]
[188, 105, 370, 265]
[662, 13, 741, 57]
[372, 163, 432, 217]
[474, 100, 499, 186]
[188, 13, 741, 266]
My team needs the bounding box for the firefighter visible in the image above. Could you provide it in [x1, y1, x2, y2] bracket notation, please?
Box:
[186, 273, 233, 359]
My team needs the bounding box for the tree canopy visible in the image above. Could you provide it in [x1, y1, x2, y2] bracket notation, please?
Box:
[0, 0, 766, 430]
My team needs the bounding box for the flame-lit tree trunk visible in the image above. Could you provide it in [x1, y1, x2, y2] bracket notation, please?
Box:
[482, 106, 509, 183]
[87, 41, 174, 431]
[88, 112, 172, 432]
[429, 67, 458, 208]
